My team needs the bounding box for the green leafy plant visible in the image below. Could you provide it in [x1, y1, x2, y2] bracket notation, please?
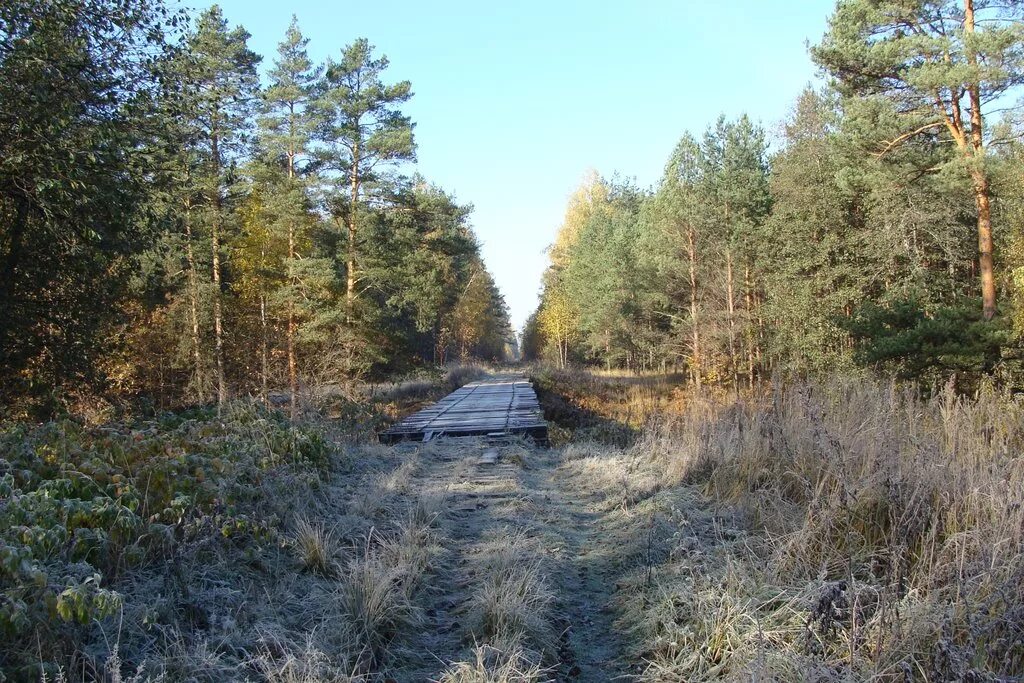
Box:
[0, 402, 331, 675]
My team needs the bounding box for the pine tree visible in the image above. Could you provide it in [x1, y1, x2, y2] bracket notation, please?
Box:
[812, 0, 1024, 320]
[361, 180, 477, 364]
[259, 16, 322, 417]
[181, 6, 261, 409]
[318, 39, 415, 321]
[700, 116, 771, 387]
[560, 179, 645, 368]
[651, 135, 708, 386]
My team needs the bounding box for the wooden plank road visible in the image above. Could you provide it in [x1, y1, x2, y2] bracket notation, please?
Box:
[379, 376, 549, 445]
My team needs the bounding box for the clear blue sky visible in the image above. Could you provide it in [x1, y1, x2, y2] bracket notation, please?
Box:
[206, 0, 836, 331]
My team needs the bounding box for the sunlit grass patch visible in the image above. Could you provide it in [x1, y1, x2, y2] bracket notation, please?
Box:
[436, 643, 552, 683]
[589, 377, 1024, 680]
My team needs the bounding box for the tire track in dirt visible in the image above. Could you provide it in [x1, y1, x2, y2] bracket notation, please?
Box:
[391, 437, 633, 682]
[521, 447, 633, 682]
[394, 437, 535, 680]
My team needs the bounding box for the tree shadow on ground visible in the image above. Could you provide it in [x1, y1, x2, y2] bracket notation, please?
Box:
[531, 374, 639, 448]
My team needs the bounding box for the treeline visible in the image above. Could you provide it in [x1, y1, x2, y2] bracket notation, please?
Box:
[524, 0, 1024, 389]
[0, 1, 512, 416]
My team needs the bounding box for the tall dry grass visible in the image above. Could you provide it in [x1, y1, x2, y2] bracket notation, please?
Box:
[435, 644, 552, 683]
[464, 529, 554, 652]
[432, 528, 553, 683]
[606, 377, 1024, 680]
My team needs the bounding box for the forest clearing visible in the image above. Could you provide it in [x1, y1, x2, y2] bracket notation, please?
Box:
[5, 0, 1024, 680]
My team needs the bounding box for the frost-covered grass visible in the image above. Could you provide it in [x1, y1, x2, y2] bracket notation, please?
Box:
[555, 374, 1024, 681]
[12, 367, 1019, 681]
[0, 400, 443, 681]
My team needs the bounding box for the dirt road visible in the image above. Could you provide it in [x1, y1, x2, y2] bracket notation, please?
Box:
[388, 436, 637, 681]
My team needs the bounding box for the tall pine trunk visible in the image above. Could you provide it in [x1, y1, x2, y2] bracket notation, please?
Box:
[211, 128, 226, 412]
[687, 225, 701, 389]
[183, 198, 204, 399]
[744, 263, 756, 390]
[346, 140, 360, 323]
[212, 219, 225, 409]
[260, 292, 269, 408]
[973, 170, 996, 318]
[287, 109, 298, 419]
[287, 254, 297, 416]
[964, 0, 997, 320]
[726, 246, 738, 389]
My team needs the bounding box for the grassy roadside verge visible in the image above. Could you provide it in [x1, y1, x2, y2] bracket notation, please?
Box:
[539, 369, 1024, 681]
[0, 368, 484, 682]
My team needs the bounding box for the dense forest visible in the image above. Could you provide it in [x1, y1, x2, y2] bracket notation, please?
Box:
[0, 1, 513, 418]
[524, 0, 1024, 391]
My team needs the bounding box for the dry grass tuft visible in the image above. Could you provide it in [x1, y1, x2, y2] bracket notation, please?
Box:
[469, 562, 553, 647]
[379, 456, 419, 493]
[250, 637, 365, 682]
[338, 538, 426, 669]
[378, 510, 442, 596]
[532, 367, 684, 446]
[290, 517, 339, 576]
[444, 364, 489, 391]
[557, 443, 664, 512]
[408, 492, 444, 528]
[372, 364, 487, 409]
[436, 644, 552, 683]
[464, 529, 554, 650]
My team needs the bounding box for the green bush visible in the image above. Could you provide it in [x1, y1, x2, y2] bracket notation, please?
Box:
[843, 297, 1022, 389]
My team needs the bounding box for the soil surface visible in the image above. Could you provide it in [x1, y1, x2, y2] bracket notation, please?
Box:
[389, 436, 638, 682]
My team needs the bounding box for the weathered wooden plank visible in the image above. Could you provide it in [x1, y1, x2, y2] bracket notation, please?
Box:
[379, 376, 548, 445]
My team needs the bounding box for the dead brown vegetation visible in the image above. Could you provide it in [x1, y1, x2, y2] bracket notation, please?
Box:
[554, 373, 1024, 680]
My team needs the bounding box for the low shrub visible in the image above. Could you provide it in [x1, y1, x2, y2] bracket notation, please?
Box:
[0, 402, 331, 679]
